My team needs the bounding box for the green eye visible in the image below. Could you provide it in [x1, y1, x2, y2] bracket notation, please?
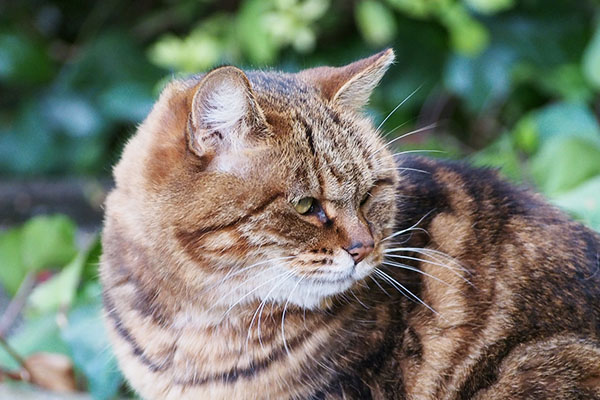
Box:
[293, 197, 314, 214]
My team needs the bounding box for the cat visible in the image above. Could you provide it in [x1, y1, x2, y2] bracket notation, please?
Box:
[100, 49, 600, 399]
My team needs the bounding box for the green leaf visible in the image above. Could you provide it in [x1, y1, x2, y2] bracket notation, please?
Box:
[553, 176, 600, 232]
[464, 0, 515, 15]
[0, 228, 26, 295]
[28, 255, 83, 315]
[583, 24, 600, 90]
[28, 237, 101, 315]
[444, 45, 516, 112]
[0, 32, 54, 85]
[237, 0, 278, 64]
[514, 102, 600, 153]
[471, 134, 523, 181]
[355, 1, 397, 46]
[439, 3, 489, 55]
[99, 81, 155, 123]
[386, 0, 431, 18]
[62, 304, 123, 400]
[21, 215, 77, 272]
[530, 136, 600, 196]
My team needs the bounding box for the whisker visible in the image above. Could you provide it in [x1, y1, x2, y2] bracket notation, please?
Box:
[381, 209, 435, 242]
[384, 253, 470, 279]
[216, 255, 296, 286]
[372, 122, 438, 156]
[375, 268, 442, 318]
[222, 268, 292, 317]
[384, 247, 470, 274]
[246, 269, 296, 350]
[281, 274, 305, 355]
[381, 119, 411, 139]
[354, 290, 369, 309]
[256, 271, 297, 350]
[378, 166, 431, 174]
[388, 149, 445, 157]
[381, 261, 453, 287]
[369, 274, 391, 297]
[376, 84, 423, 132]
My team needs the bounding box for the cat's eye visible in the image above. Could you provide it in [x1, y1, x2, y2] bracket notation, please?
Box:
[293, 197, 315, 214]
[360, 191, 372, 206]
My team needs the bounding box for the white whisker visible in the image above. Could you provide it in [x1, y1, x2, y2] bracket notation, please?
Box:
[281, 274, 305, 355]
[256, 271, 297, 350]
[246, 269, 296, 350]
[381, 261, 453, 287]
[373, 122, 438, 156]
[384, 247, 470, 274]
[208, 255, 296, 292]
[379, 166, 431, 174]
[375, 268, 442, 318]
[222, 268, 292, 317]
[388, 149, 444, 157]
[381, 209, 435, 242]
[377, 84, 423, 132]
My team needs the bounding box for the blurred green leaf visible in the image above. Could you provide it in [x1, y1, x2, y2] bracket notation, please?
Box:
[386, 0, 430, 18]
[356, 1, 397, 46]
[531, 136, 600, 196]
[0, 31, 54, 85]
[62, 304, 122, 400]
[21, 215, 77, 272]
[471, 134, 523, 181]
[0, 215, 77, 295]
[28, 237, 101, 315]
[237, 0, 278, 64]
[0, 228, 26, 295]
[439, 3, 489, 55]
[28, 255, 83, 316]
[149, 30, 222, 72]
[445, 45, 516, 112]
[464, 0, 514, 15]
[98, 82, 155, 123]
[514, 102, 600, 153]
[554, 176, 600, 231]
[583, 23, 600, 90]
[41, 93, 105, 138]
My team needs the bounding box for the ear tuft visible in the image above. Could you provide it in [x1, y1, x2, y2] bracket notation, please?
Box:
[188, 66, 265, 161]
[299, 48, 395, 111]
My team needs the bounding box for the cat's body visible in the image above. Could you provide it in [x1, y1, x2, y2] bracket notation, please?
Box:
[100, 49, 600, 399]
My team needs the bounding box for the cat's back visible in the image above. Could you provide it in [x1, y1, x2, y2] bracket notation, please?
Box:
[392, 155, 600, 399]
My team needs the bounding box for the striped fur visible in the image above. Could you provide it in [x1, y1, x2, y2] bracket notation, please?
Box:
[101, 50, 600, 399]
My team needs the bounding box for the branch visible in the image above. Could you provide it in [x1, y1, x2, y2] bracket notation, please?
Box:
[0, 271, 36, 337]
[0, 334, 31, 381]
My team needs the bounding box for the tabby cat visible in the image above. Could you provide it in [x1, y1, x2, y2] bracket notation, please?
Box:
[100, 49, 600, 399]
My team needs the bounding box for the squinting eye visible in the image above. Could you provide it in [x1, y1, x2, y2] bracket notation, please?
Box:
[293, 197, 315, 214]
[360, 191, 372, 206]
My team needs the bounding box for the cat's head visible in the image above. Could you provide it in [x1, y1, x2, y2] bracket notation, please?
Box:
[111, 49, 398, 309]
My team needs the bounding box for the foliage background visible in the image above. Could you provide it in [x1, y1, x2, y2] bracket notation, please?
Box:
[1, 0, 599, 398]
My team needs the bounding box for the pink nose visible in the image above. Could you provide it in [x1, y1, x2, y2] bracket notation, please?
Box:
[344, 241, 374, 264]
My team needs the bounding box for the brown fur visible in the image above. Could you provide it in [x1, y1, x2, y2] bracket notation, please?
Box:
[100, 49, 600, 399]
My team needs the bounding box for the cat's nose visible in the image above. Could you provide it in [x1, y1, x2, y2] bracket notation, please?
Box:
[344, 241, 375, 264]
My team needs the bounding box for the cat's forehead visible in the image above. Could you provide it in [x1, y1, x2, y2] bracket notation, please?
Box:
[246, 71, 382, 202]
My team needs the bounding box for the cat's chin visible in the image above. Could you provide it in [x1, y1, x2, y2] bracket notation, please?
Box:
[262, 261, 375, 310]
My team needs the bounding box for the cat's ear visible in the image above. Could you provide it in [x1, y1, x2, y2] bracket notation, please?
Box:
[299, 48, 395, 111]
[188, 66, 267, 160]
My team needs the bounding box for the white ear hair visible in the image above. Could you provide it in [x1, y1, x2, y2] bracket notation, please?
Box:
[188, 66, 265, 161]
[201, 80, 248, 133]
